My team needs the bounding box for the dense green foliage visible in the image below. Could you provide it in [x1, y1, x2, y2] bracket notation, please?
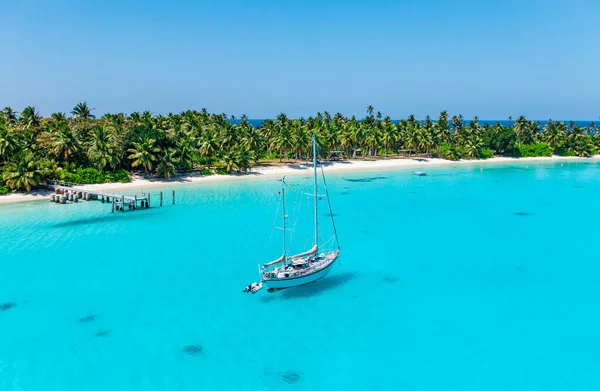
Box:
[1, 104, 598, 192]
[61, 168, 131, 184]
[517, 143, 552, 158]
[0, 185, 9, 195]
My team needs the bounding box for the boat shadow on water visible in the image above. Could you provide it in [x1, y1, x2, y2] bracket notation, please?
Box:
[259, 272, 358, 302]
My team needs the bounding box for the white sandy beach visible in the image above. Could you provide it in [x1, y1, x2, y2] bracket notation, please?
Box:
[1, 155, 599, 205]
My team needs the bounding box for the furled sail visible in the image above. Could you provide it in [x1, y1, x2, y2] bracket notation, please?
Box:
[288, 245, 318, 261]
[263, 254, 286, 267]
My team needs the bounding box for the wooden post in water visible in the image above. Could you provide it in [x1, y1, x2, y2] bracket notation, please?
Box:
[160, 192, 163, 206]
[122, 195, 125, 212]
[148, 193, 151, 208]
[112, 198, 115, 213]
[172, 190, 175, 205]
[134, 195, 137, 210]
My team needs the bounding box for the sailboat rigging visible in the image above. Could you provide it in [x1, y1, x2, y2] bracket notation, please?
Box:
[243, 134, 341, 294]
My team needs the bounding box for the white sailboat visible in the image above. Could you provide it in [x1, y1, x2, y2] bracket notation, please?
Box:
[243, 134, 340, 294]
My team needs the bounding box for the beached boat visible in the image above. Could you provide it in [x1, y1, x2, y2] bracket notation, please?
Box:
[244, 135, 340, 293]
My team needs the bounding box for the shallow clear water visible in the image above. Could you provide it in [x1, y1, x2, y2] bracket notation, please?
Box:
[2, 161, 600, 390]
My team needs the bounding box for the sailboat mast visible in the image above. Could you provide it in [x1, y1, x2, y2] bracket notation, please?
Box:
[313, 134, 318, 248]
[281, 186, 287, 264]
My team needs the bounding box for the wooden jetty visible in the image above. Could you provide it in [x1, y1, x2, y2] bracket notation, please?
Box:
[46, 181, 151, 212]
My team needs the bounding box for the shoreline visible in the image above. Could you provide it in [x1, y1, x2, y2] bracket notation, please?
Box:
[1, 155, 599, 205]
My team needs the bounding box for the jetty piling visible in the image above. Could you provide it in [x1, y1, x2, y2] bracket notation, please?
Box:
[47, 181, 151, 213]
[46, 181, 175, 213]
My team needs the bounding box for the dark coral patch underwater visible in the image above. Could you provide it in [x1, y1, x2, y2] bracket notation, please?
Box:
[343, 176, 389, 183]
[0, 302, 17, 312]
[183, 345, 204, 356]
[79, 315, 98, 323]
[514, 212, 534, 216]
[282, 370, 304, 384]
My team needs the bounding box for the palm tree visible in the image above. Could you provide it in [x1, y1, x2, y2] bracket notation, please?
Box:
[338, 123, 354, 159]
[240, 124, 264, 162]
[434, 110, 451, 148]
[2, 153, 46, 191]
[198, 130, 219, 167]
[452, 115, 465, 143]
[364, 125, 380, 157]
[513, 115, 528, 147]
[321, 122, 339, 155]
[19, 106, 40, 129]
[128, 138, 160, 173]
[88, 127, 118, 171]
[52, 124, 79, 161]
[0, 125, 19, 163]
[544, 120, 560, 151]
[464, 136, 483, 158]
[155, 148, 178, 178]
[174, 129, 196, 171]
[219, 123, 239, 151]
[71, 102, 96, 120]
[51, 112, 68, 123]
[380, 118, 395, 158]
[234, 147, 252, 172]
[219, 150, 238, 173]
[275, 125, 293, 162]
[290, 122, 309, 160]
[0, 107, 18, 124]
[129, 112, 142, 124]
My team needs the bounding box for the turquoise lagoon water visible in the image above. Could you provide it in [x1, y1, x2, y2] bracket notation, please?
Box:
[1, 161, 600, 390]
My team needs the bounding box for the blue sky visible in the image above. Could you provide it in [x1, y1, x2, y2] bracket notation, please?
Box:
[1, 0, 598, 119]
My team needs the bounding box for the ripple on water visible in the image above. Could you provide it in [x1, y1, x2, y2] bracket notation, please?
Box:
[95, 330, 110, 338]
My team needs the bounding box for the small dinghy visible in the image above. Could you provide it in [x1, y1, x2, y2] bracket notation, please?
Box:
[243, 282, 263, 294]
[413, 171, 426, 176]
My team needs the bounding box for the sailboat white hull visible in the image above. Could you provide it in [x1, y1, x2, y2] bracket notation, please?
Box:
[262, 252, 339, 290]
[244, 134, 341, 295]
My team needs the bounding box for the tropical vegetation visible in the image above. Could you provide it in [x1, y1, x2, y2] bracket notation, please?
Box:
[0, 103, 598, 192]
